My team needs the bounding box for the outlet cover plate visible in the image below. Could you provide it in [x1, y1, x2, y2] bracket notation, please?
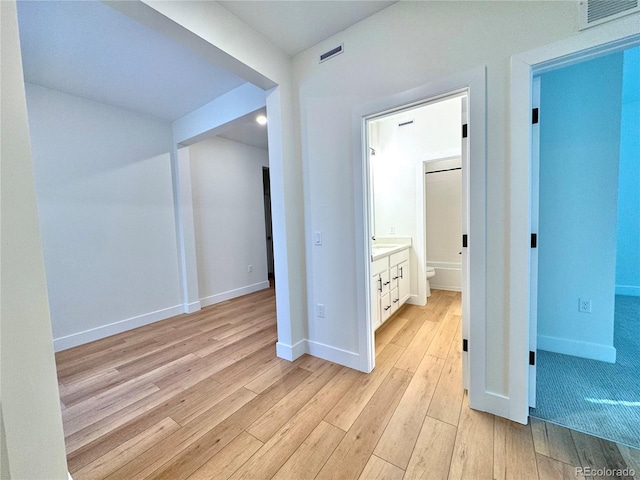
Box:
[579, 298, 592, 313]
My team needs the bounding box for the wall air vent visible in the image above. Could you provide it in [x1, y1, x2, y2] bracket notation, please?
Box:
[319, 44, 344, 63]
[579, 0, 639, 30]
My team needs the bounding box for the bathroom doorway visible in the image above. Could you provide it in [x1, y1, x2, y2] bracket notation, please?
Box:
[365, 91, 471, 388]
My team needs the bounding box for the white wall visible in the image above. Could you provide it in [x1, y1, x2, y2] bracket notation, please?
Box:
[426, 163, 462, 291]
[371, 98, 461, 299]
[293, 1, 579, 395]
[142, 1, 308, 358]
[537, 52, 623, 363]
[616, 46, 640, 296]
[189, 136, 270, 306]
[0, 2, 68, 477]
[25, 83, 182, 350]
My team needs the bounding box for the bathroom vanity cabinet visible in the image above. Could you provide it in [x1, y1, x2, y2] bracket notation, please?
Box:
[371, 246, 410, 330]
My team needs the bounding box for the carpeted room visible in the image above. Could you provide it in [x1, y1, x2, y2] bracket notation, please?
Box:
[530, 45, 640, 449]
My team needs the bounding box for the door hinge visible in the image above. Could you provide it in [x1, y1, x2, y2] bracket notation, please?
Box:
[462, 339, 468, 352]
[462, 124, 468, 138]
[529, 351, 536, 366]
[532, 108, 539, 124]
[462, 234, 468, 248]
[531, 233, 537, 248]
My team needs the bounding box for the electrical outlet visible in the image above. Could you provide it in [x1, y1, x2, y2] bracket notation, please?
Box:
[317, 304, 325, 318]
[248, 265, 253, 273]
[390, 225, 395, 234]
[579, 298, 592, 313]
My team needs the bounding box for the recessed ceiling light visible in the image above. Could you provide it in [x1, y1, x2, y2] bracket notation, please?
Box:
[256, 115, 267, 125]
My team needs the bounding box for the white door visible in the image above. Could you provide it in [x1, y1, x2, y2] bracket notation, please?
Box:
[461, 95, 470, 390]
[529, 76, 541, 407]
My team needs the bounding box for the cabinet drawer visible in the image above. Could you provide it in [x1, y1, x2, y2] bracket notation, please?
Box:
[372, 257, 389, 276]
[390, 248, 409, 266]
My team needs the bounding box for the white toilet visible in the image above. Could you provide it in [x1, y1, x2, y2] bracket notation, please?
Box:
[426, 266, 436, 297]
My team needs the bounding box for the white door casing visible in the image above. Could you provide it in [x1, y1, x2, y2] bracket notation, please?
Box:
[509, 16, 640, 425]
[529, 76, 540, 408]
[353, 66, 503, 417]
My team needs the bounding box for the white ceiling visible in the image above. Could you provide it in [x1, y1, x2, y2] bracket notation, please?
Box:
[218, 1, 397, 57]
[219, 108, 270, 150]
[17, 1, 247, 121]
[16, 0, 395, 147]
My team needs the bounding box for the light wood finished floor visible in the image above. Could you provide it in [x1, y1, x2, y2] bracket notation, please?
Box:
[56, 288, 640, 480]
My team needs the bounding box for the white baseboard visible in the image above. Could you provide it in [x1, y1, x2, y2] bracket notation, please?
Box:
[616, 285, 640, 297]
[407, 294, 425, 306]
[53, 304, 184, 352]
[200, 281, 270, 308]
[184, 300, 201, 313]
[538, 335, 616, 363]
[68, 472, 74, 480]
[276, 339, 307, 361]
[276, 338, 361, 371]
[430, 285, 462, 292]
[307, 340, 362, 370]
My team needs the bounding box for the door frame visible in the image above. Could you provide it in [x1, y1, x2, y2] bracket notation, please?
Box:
[352, 66, 502, 415]
[509, 17, 640, 424]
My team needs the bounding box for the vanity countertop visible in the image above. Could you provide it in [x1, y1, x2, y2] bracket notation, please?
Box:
[371, 243, 410, 261]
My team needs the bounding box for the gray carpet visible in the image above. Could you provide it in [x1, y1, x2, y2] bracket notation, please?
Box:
[530, 295, 640, 448]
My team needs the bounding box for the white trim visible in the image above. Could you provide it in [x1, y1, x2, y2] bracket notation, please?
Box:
[353, 66, 492, 412]
[53, 304, 184, 351]
[538, 335, 617, 363]
[430, 285, 462, 293]
[307, 341, 361, 370]
[427, 261, 462, 269]
[406, 294, 421, 305]
[68, 472, 74, 480]
[616, 285, 640, 296]
[483, 392, 510, 419]
[276, 339, 307, 361]
[276, 338, 361, 369]
[184, 300, 201, 314]
[199, 281, 270, 308]
[509, 15, 640, 425]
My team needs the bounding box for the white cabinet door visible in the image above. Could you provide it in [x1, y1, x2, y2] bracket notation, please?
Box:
[371, 274, 382, 330]
[398, 260, 410, 304]
[380, 269, 391, 296]
[390, 265, 399, 291]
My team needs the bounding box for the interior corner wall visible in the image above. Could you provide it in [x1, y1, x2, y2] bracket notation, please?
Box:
[292, 0, 578, 393]
[1, 2, 68, 476]
[25, 83, 182, 350]
[537, 52, 624, 363]
[136, 2, 307, 359]
[189, 136, 270, 306]
[616, 46, 640, 297]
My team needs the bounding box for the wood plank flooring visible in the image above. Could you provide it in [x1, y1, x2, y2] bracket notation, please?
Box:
[56, 288, 640, 480]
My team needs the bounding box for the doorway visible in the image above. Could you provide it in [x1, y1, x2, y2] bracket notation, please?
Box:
[263, 167, 275, 284]
[354, 67, 494, 414]
[363, 90, 472, 386]
[508, 20, 639, 425]
[528, 45, 640, 448]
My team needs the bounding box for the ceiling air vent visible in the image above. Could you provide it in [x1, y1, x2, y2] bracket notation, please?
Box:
[319, 44, 344, 63]
[579, 0, 639, 30]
